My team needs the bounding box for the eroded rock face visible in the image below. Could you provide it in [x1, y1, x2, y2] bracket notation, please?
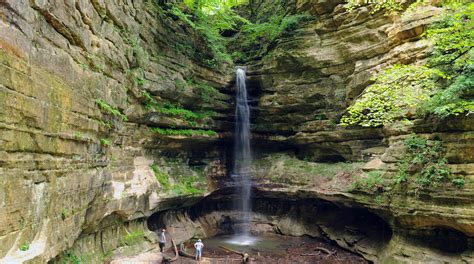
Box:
[149, 192, 473, 263]
[0, 0, 232, 262]
[0, 0, 473, 263]
[247, 3, 443, 163]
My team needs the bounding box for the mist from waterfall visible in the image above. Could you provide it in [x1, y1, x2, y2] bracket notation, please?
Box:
[229, 67, 255, 245]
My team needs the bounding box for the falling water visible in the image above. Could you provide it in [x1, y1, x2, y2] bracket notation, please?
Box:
[229, 67, 255, 245]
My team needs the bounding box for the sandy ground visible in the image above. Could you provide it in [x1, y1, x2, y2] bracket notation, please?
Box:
[109, 236, 368, 264]
[109, 251, 162, 264]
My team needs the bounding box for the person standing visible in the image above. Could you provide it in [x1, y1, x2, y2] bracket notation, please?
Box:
[194, 239, 204, 261]
[158, 229, 166, 252]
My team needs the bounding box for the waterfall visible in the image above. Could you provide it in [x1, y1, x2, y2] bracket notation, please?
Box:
[229, 67, 255, 245]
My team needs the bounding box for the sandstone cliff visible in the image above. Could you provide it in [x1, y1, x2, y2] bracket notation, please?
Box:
[0, 0, 472, 263]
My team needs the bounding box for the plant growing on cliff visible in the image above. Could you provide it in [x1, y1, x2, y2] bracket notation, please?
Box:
[419, 2, 474, 116]
[341, 1, 473, 127]
[171, 172, 206, 195]
[100, 138, 112, 146]
[168, 1, 249, 67]
[151, 165, 171, 190]
[232, 13, 311, 61]
[19, 241, 30, 251]
[151, 127, 217, 137]
[395, 135, 463, 193]
[344, 0, 466, 15]
[344, 0, 406, 15]
[340, 65, 446, 127]
[142, 91, 209, 125]
[120, 230, 145, 246]
[96, 99, 128, 122]
[62, 250, 81, 264]
[187, 78, 220, 103]
[351, 170, 386, 192]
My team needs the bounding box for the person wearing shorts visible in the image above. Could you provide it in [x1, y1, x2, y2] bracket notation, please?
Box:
[194, 239, 204, 261]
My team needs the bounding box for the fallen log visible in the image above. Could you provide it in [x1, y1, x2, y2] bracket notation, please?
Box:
[162, 235, 179, 263]
[301, 247, 335, 258]
[219, 246, 249, 263]
[219, 246, 244, 256]
[315, 247, 332, 255]
[300, 253, 320, 256]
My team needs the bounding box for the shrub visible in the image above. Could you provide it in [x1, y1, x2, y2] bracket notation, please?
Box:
[395, 135, 457, 193]
[452, 178, 465, 188]
[100, 138, 112, 146]
[62, 250, 81, 264]
[234, 13, 311, 61]
[352, 171, 385, 191]
[19, 242, 30, 251]
[341, 2, 473, 126]
[340, 65, 445, 127]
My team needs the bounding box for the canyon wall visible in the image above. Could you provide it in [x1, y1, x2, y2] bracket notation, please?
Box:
[0, 0, 232, 262]
[0, 0, 472, 263]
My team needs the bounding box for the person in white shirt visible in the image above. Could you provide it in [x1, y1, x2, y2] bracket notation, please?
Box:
[158, 229, 166, 252]
[194, 239, 204, 261]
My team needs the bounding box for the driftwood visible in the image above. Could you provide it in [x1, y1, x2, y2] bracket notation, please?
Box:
[300, 247, 335, 258]
[162, 235, 179, 263]
[179, 246, 242, 262]
[315, 247, 333, 255]
[219, 246, 250, 263]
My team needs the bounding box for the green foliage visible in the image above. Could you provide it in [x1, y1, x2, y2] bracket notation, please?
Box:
[396, 135, 456, 192]
[254, 154, 362, 185]
[352, 171, 385, 191]
[423, 67, 474, 117]
[96, 99, 128, 122]
[183, 0, 248, 11]
[151, 160, 206, 195]
[142, 91, 209, 124]
[169, 1, 249, 67]
[340, 65, 445, 127]
[168, 1, 309, 64]
[452, 178, 465, 188]
[73, 132, 85, 140]
[420, 2, 474, 116]
[171, 168, 206, 195]
[19, 242, 30, 251]
[374, 195, 385, 205]
[344, 0, 406, 15]
[169, 6, 196, 28]
[151, 127, 217, 136]
[62, 250, 81, 264]
[234, 14, 310, 61]
[175, 79, 188, 91]
[100, 138, 112, 146]
[187, 79, 220, 103]
[61, 208, 70, 220]
[151, 165, 171, 190]
[423, 1, 473, 72]
[313, 114, 327, 120]
[120, 231, 145, 246]
[341, 2, 473, 126]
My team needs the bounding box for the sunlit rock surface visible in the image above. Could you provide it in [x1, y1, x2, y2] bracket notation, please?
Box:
[0, 0, 472, 263]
